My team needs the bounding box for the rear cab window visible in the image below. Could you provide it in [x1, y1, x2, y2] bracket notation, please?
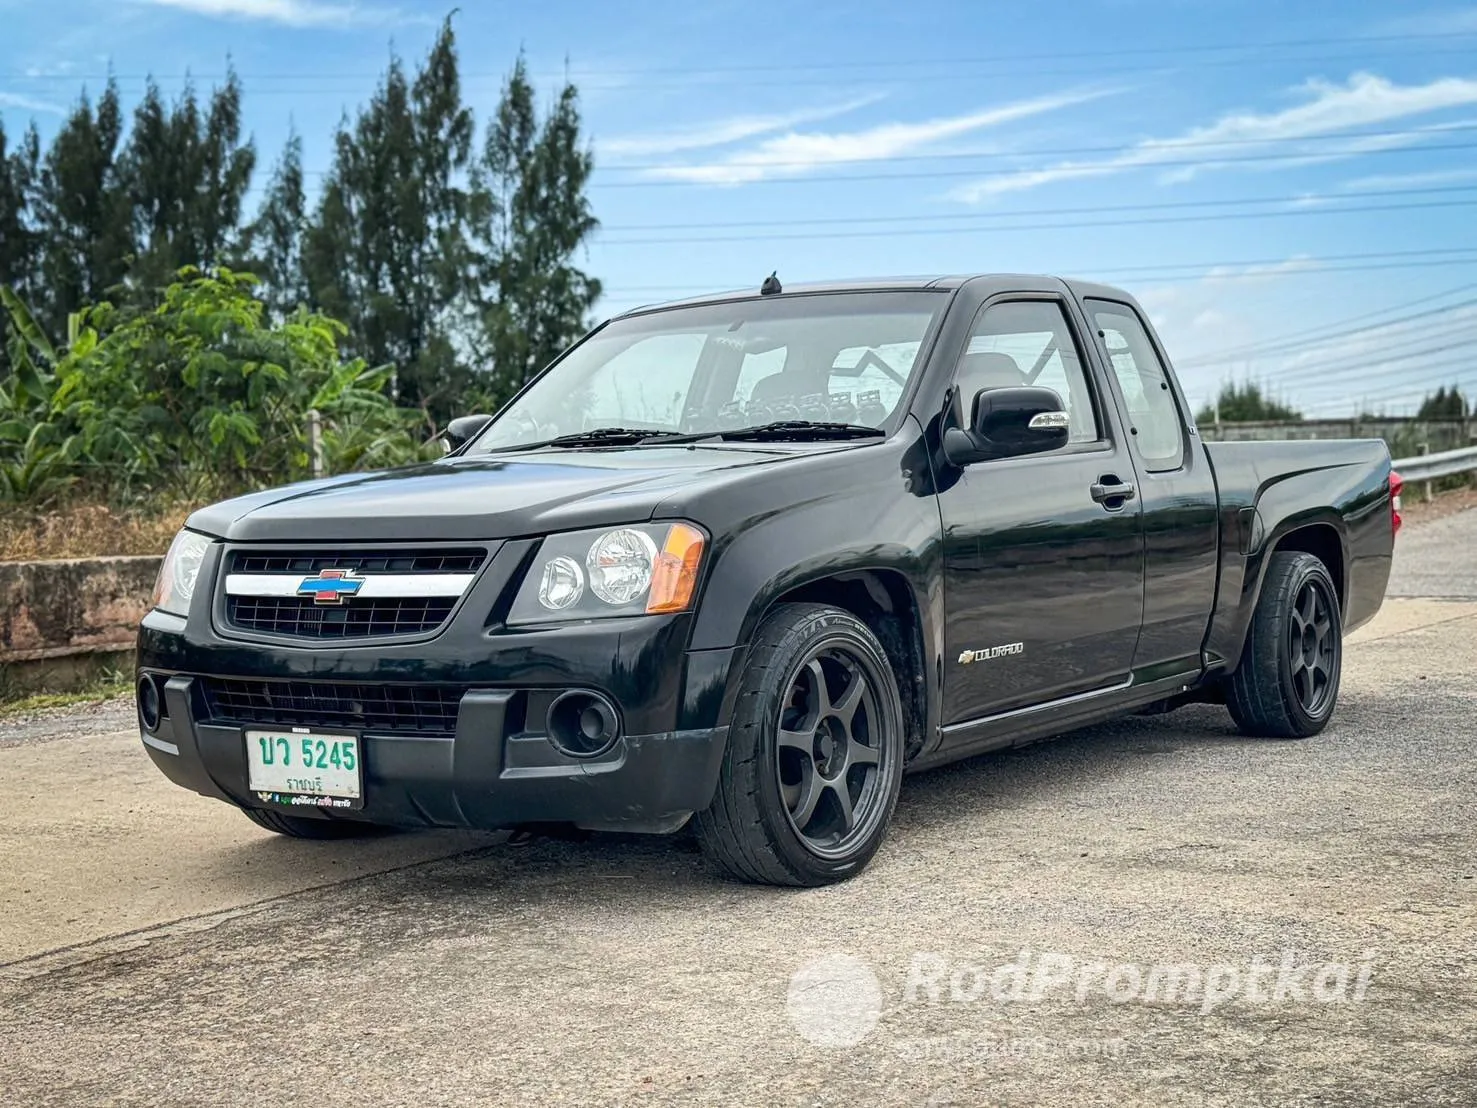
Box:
[1085, 300, 1187, 471]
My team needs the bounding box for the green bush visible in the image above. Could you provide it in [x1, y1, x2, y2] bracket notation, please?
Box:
[0, 268, 438, 507]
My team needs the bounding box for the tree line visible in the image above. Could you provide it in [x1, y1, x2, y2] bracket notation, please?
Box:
[1196, 381, 1469, 424]
[0, 16, 600, 426]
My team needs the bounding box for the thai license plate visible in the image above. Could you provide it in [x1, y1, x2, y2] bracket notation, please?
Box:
[246, 729, 362, 810]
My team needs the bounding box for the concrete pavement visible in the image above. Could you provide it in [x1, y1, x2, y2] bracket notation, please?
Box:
[2, 515, 1476, 1107]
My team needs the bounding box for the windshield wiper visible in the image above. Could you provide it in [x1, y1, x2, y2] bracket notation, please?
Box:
[716, 420, 885, 443]
[653, 420, 886, 445]
[493, 427, 687, 451]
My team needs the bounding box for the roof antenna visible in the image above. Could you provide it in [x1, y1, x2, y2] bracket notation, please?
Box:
[760, 270, 782, 296]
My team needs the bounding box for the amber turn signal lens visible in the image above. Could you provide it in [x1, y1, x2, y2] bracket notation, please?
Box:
[646, 523, 706, 613]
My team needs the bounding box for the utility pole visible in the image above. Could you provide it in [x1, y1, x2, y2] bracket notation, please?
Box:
[307, 409, 324, 479]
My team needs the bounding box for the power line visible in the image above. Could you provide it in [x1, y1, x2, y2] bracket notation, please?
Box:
[595, 251, 1477, 307]
[1267, 334, 1477, 386]
[596, 124, 1477, 174]
[11, 30, 1474, 84]
[596, 198, 1477, 247]
[1176, 282, 1477, 366]
[275, 132, 1477, 182]
[587, 141, 1477, 189]
[1181, 300, 1477, 371]
[1298, 357, 1476, 406]
[597, 184, 1477, 233]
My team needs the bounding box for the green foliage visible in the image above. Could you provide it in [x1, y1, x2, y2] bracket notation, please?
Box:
[1196, 381, 1303, 424]
[122, 72, 257, 295]
[471, 55, 601, 406]
[0, 16, 601, 444]
[32, 80, 133, 335]
[302, 18, 477, 419]
[239, 129, 308, 320]
[0, 120, 41, 308]
[1416, 385, 1468, 419]
[0, 269, 436, 506]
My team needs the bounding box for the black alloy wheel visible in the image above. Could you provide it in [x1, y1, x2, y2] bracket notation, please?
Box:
[1227, 550, 1343, 739]
[775, 646, 891, 859]
[696, 603, 906, 886]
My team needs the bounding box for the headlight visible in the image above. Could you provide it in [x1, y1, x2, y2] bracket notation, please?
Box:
[587, 528, 658, 605]
[508, 522, 707, 624]
[151, 530, 212, 617]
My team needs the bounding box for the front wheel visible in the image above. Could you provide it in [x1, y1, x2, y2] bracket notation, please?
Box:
[1227, 550, 1343, 738]
[696, 603, 906, 886]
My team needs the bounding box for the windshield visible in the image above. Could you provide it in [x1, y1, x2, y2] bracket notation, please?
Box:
[468, 291, 946, 451]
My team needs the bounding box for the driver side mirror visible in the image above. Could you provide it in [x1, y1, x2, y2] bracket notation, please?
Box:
[441, 413, 493, 454]
[942, 386, 1070, 466]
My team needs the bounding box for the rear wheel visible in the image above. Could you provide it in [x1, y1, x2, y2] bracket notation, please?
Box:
[241, 807, 391, 839]
[1227, 551, 1342, 738]
[696, 603, 905, 886]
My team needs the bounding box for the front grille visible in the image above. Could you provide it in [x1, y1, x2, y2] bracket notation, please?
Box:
[227, 596, 455, 639]
[230, 549, 485, 575]
[221, 545, 486, 641]
[200, 678, 466, 736]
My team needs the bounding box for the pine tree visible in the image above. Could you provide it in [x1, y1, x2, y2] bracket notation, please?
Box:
[123, 71, 256, 295]
[33, 79, 133, 333]
[1416, 386, 1467, 419]
[471, 56, 600, 405]
[0, 119, 41, 298]
[302, 17, 475, 417]
[1195, 381, 1301, 424]
[241, 129, 308, 319]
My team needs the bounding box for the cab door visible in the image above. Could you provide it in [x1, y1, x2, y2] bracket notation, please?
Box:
[935, 296, 1146, 728]
[1083, 298, 1219, 681]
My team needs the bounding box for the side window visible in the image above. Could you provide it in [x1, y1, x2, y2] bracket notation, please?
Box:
[1086, 300, 1185, 470]
[957, 300, 1099, 444]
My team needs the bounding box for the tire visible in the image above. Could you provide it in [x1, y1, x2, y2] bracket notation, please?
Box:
[1227, 550, 1343, 739]
[695, 603, 906, 886]
[241, 807, 391, 839]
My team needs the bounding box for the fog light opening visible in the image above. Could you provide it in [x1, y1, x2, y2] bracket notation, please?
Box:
[137, 674, 162, 732]
[546, 691, 620, 758]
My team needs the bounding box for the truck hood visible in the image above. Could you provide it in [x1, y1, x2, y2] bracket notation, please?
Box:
[186, 446, 805, 542]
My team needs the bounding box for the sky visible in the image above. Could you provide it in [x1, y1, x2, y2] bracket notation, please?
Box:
[2, 0, 1476, 417]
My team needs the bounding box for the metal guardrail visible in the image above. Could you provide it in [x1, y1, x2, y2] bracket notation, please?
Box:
[1391, 445, 1477, 483]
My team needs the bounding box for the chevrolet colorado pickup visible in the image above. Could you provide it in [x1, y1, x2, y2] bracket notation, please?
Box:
[136, 274, 1399, 886]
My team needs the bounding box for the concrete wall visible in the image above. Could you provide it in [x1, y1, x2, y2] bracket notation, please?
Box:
[0, 556, 161, 680]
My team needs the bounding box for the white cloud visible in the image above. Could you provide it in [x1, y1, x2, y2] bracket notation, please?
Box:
[640, 87, 1115, 186]
[950, 73, 1477, 202]
[133, 0, 395, 28]
[601, 96, 885, 159]
[0, 91, 64, 115]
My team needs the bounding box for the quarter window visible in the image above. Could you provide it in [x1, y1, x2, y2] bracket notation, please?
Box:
[1086, 300, 1185, 469]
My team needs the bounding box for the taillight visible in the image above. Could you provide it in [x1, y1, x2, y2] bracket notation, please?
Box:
[1389, 470, 1403, 536]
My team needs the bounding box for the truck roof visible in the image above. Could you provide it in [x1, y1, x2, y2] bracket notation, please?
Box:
[616, 274, 1138, 317]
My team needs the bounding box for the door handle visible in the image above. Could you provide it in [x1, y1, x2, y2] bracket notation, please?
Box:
[1090, 479, 1136, 508]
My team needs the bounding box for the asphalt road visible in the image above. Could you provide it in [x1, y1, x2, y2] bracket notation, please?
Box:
[3, 517, 1475, 1107]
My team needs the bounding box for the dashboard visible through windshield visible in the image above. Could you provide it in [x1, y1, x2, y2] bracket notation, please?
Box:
[468, 291, 947, 452]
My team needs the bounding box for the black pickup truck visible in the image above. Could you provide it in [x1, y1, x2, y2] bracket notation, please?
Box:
[136, 274, 1399, 886]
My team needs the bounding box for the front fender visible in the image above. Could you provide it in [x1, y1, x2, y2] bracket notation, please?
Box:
[685, 452, 942, 653]
[670, 433, 945, 743]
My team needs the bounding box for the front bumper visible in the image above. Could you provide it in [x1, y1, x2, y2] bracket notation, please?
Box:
[136, 586, 741, 832]
[140, 675, 728, 832]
